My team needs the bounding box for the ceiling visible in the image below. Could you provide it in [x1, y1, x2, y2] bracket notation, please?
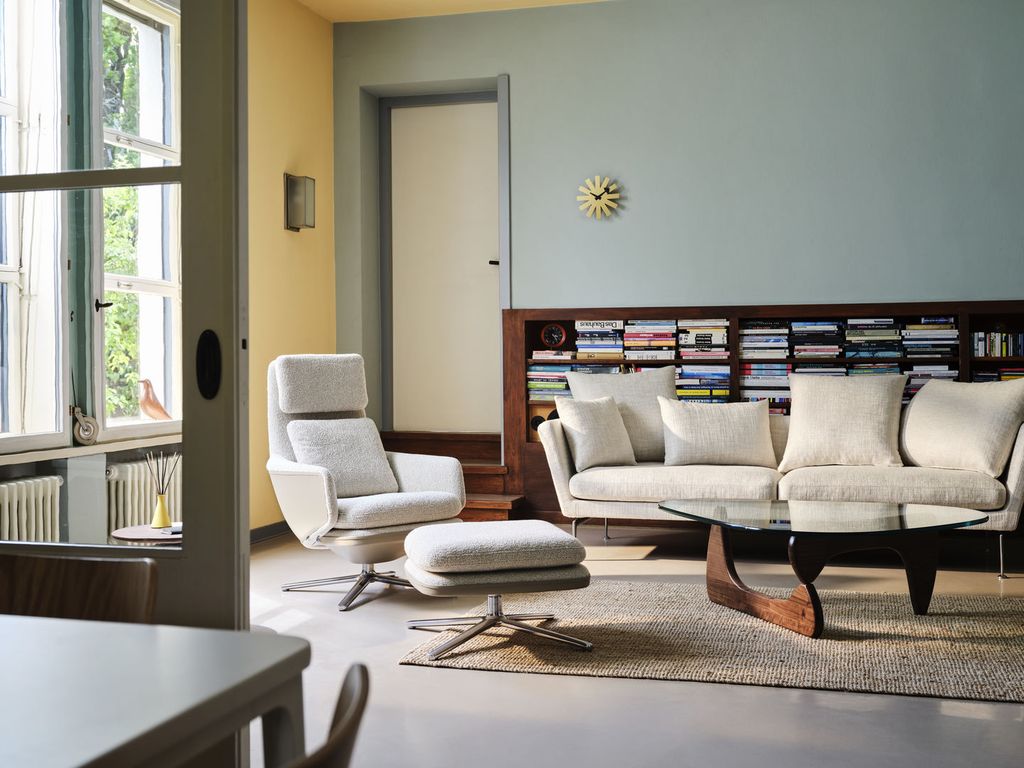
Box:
[296, 0, 606, 23]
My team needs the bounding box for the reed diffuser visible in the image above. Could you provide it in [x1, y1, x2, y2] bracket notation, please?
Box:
[146, 451, 180, 529]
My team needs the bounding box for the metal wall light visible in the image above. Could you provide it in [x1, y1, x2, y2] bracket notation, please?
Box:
[284, 173, 316, 231]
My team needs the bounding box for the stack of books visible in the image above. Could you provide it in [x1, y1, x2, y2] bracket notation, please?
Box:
[901, 316, 958, 358]
[676, 364, 730, 403]
[677, 318, 729, 361]
[1000, 368, 1024, 381]
[739, 321, 789, 360]
[793, 364, 846, 376]
[575, 320, 624, 360]
[533, 349, 575, 361]
[972, 331, 1023, 357]
[624, 320, 676, 360]
[905, 365, 958, 402]
[846, 318, 901, 358]
[527, 364, 572, 402]
[848, 362, 901, 376]
[740, 362, 792, 413]
[792, 321, 844, 358]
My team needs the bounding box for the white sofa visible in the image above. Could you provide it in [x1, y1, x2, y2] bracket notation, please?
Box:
[538, 414, 1024, 539]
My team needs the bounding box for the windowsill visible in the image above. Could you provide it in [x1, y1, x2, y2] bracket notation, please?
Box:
[0, 433, 181, 467]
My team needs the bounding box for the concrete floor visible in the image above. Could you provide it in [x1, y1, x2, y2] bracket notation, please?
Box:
[249, 526, 1024, 768]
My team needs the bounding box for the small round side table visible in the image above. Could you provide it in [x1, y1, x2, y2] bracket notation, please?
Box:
[110, 525, 183, 546]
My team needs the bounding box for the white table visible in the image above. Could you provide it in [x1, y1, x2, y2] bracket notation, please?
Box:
[0, 614, 311, 767]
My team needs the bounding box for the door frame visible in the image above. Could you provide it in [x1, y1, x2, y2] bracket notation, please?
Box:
[377, 76, 511, 445]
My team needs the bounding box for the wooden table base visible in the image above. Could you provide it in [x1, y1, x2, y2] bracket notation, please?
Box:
[705, 525, 939, 639]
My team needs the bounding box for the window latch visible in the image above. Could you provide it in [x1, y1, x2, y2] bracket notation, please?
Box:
[95, 299, 114, 312]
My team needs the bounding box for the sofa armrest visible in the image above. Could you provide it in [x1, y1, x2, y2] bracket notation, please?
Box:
[538, 419, 581, 518]
[980, 423, 1024, 532]
[387, 452, 466, 506]
[266, 455, 338, 547]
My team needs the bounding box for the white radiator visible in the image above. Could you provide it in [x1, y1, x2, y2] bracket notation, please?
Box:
[106, 461, 182, 531]
[0, 476, 63, 542]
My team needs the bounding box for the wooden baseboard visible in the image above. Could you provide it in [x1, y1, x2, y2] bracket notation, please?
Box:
[250, 521, 290, 544]
[381, 431, 501, 464]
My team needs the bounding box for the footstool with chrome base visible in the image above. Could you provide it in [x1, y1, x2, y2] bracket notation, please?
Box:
[403, 520, 593, 661]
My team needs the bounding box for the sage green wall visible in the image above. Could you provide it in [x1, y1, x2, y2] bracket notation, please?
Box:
[334, 0, 1024, 418]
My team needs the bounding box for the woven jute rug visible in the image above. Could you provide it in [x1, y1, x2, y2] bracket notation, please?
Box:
[400, 580, 1024, 702]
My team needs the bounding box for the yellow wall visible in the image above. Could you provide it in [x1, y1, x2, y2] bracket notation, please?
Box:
[248, 0, 335, 530]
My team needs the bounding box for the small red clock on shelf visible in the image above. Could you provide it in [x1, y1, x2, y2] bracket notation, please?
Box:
[540, 322, 568, 349]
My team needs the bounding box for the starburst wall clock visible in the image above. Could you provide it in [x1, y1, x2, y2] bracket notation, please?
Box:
[577, 175, 621, 220]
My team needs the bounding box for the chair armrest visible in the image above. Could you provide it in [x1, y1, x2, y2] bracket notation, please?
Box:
[266, 455, 338, 547]
[386, 452, 466, 506]
[982, 423, 1024, 532]
[538, 419, 580, 518]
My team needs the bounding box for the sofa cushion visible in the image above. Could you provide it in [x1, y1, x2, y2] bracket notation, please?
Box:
[778, 465, 1005, 510]
[569, 463, 781, 503]
[404, 520, 586, 573]
[778, 374, 907, 473]
[555, 395, 636, 471]
[659, 396, 777, 468]
[333, 491, 462, 530]
[287, 418, 398, 498]
[566, 366, 676, 461]
[900, 378, 1024, 478]
[276, 354, 368, 413]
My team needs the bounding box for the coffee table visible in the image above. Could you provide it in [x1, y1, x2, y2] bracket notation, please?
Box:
[658, 499, 988, 638]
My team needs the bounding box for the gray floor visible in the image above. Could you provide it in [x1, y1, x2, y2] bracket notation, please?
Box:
[249, 526, 1024, 768]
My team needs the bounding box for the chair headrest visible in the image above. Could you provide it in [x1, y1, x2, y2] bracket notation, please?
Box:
[274, 354, 368, 414]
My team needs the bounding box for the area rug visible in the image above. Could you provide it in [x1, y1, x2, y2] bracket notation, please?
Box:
[400, 580, 1024, 702]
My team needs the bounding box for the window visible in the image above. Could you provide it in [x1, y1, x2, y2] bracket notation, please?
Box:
[0, 0, 181, 452]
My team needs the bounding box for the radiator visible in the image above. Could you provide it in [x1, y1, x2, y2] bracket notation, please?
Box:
[106, 461, 183, 531]
[0, 476, 63, 542]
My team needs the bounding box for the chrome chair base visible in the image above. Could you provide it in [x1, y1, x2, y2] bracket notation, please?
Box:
[407, 594, 593, 661]
[282, 564, 412, 611]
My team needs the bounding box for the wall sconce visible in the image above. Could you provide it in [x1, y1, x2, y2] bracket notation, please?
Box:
[284, 173, 316, 231]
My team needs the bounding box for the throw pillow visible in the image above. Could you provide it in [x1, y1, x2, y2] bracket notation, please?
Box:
[658, 397, 777, 468]
[900, 378, 1024, 477]
[565, 366, 676, 461]
[286, 418, 399, 498]
[777, 374, 907, 473]
[555, 396, 637, 472]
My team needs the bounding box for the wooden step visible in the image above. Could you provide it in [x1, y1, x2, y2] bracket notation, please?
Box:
[460, 493, 525, 522]
[461, 462, 508, 494]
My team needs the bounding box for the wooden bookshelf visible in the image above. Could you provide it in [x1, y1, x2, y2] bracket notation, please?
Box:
[504, 299, 1024, 515]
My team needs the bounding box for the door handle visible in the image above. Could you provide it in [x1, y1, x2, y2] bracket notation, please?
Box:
[95, 299, 114, 311]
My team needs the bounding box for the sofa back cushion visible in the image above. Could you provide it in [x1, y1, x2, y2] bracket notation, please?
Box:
[777, 374, 906, 473]
[659, 397, 777, 468]
[566, 366, 676, 461]
[555, 396, 637, 471]
[900, 378, 1024, 477]
[287, 418, 399, 498]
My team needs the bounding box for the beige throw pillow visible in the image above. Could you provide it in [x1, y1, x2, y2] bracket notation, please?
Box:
[555, 396, 637, 472]
[565, 366, 676, 461]
[777, 374, 907, 473]
[900, 378, 1024, 477]
[659, 397, 777, 468]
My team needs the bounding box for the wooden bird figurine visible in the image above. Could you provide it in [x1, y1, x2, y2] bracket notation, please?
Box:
[139, 379, 172, 420]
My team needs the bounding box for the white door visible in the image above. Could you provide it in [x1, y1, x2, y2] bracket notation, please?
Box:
[389, 101, 501, 433]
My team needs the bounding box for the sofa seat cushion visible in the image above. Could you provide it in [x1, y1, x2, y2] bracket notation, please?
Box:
[778, 466, 1005, 509]
[568, 463, 781, 503]
[404, 520, 586, 573]
[333, 491, 462, 530]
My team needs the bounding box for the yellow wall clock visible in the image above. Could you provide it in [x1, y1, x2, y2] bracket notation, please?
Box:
[577, 176, 621, 220]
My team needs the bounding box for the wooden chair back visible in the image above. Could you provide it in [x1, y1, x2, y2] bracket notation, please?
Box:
[295, 663, 370, 768]
[0, 553, 157, 623]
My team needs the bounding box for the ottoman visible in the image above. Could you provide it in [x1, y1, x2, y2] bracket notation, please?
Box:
[403, 520, 593, 660]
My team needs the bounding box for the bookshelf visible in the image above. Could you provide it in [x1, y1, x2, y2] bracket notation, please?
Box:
[503, 300, 1024, 514]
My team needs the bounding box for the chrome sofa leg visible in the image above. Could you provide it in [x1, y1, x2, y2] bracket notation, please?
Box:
[571, 517, 590, 538]
[998, 534, 1008, 580]
[408, 593, 593, 661]
[603, 518, 610, 541]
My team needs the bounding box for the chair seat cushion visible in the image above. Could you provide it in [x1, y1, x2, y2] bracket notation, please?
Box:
[778, 465, 1006, 509]
[569, 463, 781, 503]
[405, 560, 590, 597]
[333, 491, 462, 531]
[404, 520, 586, 574]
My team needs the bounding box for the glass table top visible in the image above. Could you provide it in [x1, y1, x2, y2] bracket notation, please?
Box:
[657, 499, 988, 535]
